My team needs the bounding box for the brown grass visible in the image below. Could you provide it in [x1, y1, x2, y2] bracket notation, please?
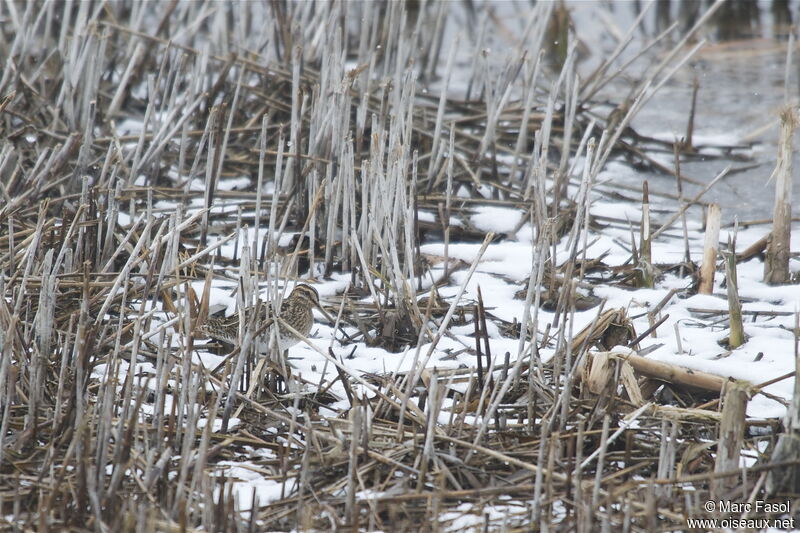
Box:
[0, 2, 795, 532]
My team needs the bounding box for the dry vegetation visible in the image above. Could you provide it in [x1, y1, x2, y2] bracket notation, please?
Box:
[1, 1, 798, 532]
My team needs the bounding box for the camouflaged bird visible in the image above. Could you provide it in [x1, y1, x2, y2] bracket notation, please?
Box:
[198, 284, 320, 352]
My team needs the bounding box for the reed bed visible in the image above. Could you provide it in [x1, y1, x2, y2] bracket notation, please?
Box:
[1, 1, 797, 532]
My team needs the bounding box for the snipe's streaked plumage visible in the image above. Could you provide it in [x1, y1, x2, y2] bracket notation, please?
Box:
[199, 284, 319, 352]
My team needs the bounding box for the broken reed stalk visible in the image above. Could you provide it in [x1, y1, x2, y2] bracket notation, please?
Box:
[585, 350, 738, 393]
[473, 303, 485, 390]
[673, 139, 692, 269]
[712, 380, 749, 497]
[586, 351, 614, 396]
[640, 180, 651, 265]
[698, 203, 721, 295]
[764, 106, 796, 284]
[476, 286, 493, 393]
[767, 310, 800, 495]
[724, 232, 745, 349]
[638, 180, 653, 288]
[684, 76, 698, 152]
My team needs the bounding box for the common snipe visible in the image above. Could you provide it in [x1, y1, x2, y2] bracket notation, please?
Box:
[199, 284, 320, 352]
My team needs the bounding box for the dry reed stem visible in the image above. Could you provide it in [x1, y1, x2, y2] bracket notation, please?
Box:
[0, 2, 786, 531]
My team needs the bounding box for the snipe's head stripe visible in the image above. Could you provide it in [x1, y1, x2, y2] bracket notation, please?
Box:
[291, 284, 319, 306]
